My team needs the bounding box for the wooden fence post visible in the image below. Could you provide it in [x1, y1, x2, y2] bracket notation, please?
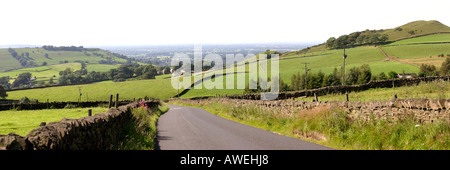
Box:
[115, 93, 119, 108]
[109, 95, 113, 108]
[346, 93, 349, 102]
[314, 93, 318, 102]
[88, 109, 92, 116]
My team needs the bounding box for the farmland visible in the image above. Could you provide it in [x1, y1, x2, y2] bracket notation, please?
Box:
[0, 107, 108, 136]
[0, 63, 120, 84]
[6, 77, 178, 102]
[297, 80, 450, 102]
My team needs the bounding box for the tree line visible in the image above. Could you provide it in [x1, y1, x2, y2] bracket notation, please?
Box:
[326, 30, 389, 49]
[8, 48, 38, 67]
[57, 63, 171, 85]
[42, 45, 90, 52]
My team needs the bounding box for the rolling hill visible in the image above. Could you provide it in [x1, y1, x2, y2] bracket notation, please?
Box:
[0, 46, 129, 72]
[2, 20, 450, 101]
[381, 20, 450, 41]
[284, 20, 450, 55]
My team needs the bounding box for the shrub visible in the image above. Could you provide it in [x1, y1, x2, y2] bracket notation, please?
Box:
[419, 64, 438, 77]
[19, 97, 31, 104]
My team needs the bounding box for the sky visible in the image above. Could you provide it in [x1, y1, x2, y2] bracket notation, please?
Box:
[1, 0, 449, 46]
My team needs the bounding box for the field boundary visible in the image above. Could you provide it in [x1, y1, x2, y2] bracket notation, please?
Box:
[0, 100, 161, 150]
[0, 101, 134, 111]
[189, 75, 450, 100]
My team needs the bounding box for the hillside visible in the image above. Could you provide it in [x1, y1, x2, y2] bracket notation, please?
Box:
[0, 46, 130, 72]
[381, 20, 450, 41]
[284, 20, 450, 55]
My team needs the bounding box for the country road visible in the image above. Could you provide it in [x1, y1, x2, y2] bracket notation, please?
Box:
[156, 105, 333, 150]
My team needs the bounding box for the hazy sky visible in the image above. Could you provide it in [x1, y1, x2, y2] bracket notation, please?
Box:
[1, 0, 449, 46]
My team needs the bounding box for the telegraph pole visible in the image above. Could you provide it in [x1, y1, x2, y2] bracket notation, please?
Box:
[342, 48, 347, 86]
[302, 62, 310, 90]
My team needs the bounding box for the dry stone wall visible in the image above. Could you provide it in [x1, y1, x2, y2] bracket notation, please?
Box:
[226, 75, 450, 100]
[171, 98, 450, 124]
[0, 100, 160, 150]
[0, 101, 133, 111]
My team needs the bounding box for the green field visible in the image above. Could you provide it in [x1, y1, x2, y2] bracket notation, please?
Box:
[388, 33, 450, 45]
[178, 45, 421, 98]
[0, 63, 120, 84]
[297, 81, 450, 102]
[381, 44, 450, 59]
[0, 107, 108, 136]
[6, 77, 178, 102]
[279, 46, 420, 84]
[380, 20, 450, 41]
[6, 48, 126, 66]
[0, 50, 22, 72]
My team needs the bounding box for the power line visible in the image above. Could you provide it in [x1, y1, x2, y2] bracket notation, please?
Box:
[301, 62, 310, 90]
[342, 48, 347, 86]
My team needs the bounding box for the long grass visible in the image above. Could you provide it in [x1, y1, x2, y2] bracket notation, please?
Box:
[118, 102, 169, 150]
[297, 80, 450, 102]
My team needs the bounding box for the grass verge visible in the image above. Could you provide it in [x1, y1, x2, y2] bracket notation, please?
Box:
[118, 101, 169, 150]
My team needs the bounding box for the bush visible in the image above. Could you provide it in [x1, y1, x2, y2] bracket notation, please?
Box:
[440, 57, 450, 75]
[0, 85, 7, 99]
[419, 64, 438, 77]
[387, 71, 398, 79]
[19, 97, 32, 104]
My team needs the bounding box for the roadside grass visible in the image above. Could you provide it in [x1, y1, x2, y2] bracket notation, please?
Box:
[171, 100, 449, 150]
[297, 80, 450, 102]
[118, 101, 169, 150]
[0, 107, 108, 136]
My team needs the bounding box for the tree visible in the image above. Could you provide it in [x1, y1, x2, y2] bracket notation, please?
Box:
[356, 34, 366, 45]
[387, 71, 398, 79]
[0, 76, 11, 90]
[279, 78, 289, 92]
[419, 64, 438, 77]
[379, 34, 389, 43]
[11, 72, 32, 88]
[326, 37, 336, 49]
[345, 67, 360, 85]
[134, 67, 144, 77]
[377, 72, 387, 80]
[0, 85, 7, 99]
[323, 68, 340, 86]
[440, 57, 450, 75]
[60, 68, 73, 76]
[357, 64, 371, 84]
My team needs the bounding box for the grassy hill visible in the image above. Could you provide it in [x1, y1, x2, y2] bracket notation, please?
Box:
[284, 20, 450, 55]
[3, 20, 450, 101]
[381, 20, 450, 41]
[0, 63, 120, 84]
[181, 20, 450, 98]
[0, 47, 128, 72]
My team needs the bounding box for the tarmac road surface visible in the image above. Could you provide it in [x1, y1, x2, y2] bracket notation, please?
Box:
[156, 105, 333, 150]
